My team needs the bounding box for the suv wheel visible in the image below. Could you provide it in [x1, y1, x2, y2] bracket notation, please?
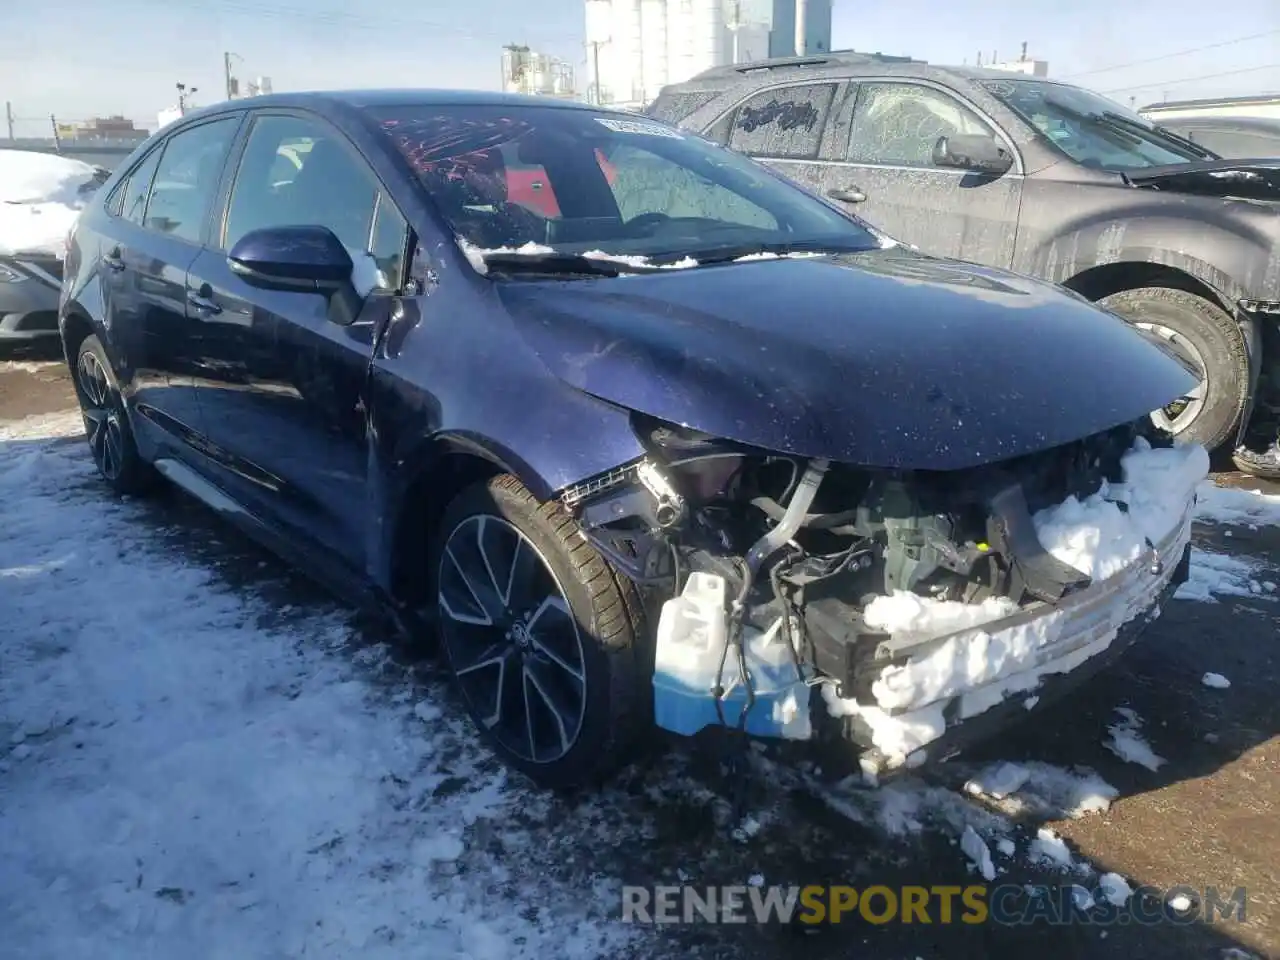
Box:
[432, 474, 646, 789]
[1099, 287, 1249, 451]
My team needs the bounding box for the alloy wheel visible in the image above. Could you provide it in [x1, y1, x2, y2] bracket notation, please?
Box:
[1134, 321, 1208, 435]
[77, 350, 125, 481]
[437, 514, 588, 764]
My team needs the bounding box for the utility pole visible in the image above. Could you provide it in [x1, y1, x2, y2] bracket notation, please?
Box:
[50, 115, 61, 153]
[224, 51, 242, 100]
[4, 101, 13, 140]
[587, 39, 607, 104]
[728, 0, 742, 64]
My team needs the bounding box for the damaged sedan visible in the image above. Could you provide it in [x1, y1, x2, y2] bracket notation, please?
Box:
[60, 90, 1206, 787]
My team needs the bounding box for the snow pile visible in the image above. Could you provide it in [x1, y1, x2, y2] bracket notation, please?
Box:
[1097, 872, 1134, 907]
[1104, 707, 1165, 771]
[1175, 548, 1275, 603]
[962, 761, 1118, 819]
[824, 437, 1205, 765]
[0, 149, 101, 256]
[1033, 436, 1208, 580]
[1195, 480, 1280, 527]
[1201, 671, 1231, 689]
[0, 411, 638, 959]
[960, 825, 996, 881]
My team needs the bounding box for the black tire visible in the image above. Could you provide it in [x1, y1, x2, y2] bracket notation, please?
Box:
[71, 334, 157, 496]
[1231, 447, 1280, 481]
[432, 474, 647, 789]
[1099, 287, 1249, 452]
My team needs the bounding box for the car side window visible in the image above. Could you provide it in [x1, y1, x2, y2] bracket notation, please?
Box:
[604, 142, 778, 230]
[224, 114, 403, 293]
[113, 147, 162, 224]
[144, 118, 239, 242]
[847, 83, 996, 168]
[726, 83, 838, 159]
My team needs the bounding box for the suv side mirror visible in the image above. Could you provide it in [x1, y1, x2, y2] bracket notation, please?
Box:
[228, 225, 354, 291]
[932, 134, 1013, 175]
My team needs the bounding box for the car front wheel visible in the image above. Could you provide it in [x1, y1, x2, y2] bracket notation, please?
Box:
[1099, 286, 1250, 452]
[432, 474, 647, 789]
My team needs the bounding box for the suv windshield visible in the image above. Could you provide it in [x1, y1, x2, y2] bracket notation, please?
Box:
[369, 104, 881, 266]
[981, 78, 1212, 170]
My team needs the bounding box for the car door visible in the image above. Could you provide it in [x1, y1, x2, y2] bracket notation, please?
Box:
[827, 81, 1022, 267]
[712, 81, 848, 197]
[183, 111, 409, 565]
[98, 118, 241, 451]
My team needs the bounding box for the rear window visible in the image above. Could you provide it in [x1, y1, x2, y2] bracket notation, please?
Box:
[647, 88, 727, 124]
[370, 104, 877, 261]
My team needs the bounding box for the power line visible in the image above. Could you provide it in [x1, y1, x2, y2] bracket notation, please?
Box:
[1061, 29, 1280, 80]
[1100, 62, 1280, 95]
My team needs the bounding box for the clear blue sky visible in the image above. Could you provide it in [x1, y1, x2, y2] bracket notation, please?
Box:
[2, 0, 1277, 131]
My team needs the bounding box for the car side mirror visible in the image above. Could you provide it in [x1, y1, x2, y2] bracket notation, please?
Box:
[932, 134, 1013, 175]
[227, 225, 364, 325]
[228, 224, 354, 291]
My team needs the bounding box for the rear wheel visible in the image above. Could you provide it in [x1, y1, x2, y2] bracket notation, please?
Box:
[432, 474, 646, 789]
[71, 334, 156, 496]
[1099, 287, 1249, 451]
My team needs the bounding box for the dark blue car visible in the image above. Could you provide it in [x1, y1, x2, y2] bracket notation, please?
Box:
[60, 89, 1200, 788]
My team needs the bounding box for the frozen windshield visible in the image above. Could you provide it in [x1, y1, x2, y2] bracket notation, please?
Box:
[369, 104, 881, 265]
[980, 78, 1212, 170]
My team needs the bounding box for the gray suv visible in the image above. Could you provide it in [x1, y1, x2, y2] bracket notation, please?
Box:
[648, 53, 1280, 477]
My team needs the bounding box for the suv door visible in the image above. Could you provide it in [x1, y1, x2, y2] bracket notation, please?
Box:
[712, 81, 847, 196]
[830, 81, 1022, 266]
[99, 116, 241, 452]
[184, 112, 409, 565]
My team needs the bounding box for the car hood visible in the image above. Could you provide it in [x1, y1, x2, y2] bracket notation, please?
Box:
[496, 250, 1197, 470]
[1123, 158, 1280, 202]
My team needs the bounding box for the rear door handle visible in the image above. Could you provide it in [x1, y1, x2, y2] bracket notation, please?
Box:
[827, 186, 867, 204]
[186, 289, 222, 315]
[102, 247, 125, 272]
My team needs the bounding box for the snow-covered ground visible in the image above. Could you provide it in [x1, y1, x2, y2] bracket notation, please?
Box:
[0, 149, 100, 256]
[3, 406, 1278, 957]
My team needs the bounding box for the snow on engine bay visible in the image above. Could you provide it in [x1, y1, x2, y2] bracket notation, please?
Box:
[823, 436, 1210, 765]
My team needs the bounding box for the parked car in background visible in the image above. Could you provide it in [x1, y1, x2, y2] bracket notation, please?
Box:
[648, 54, 1280, 476]
[0, 149, 107, 343]
[61, 90, 1201, 788]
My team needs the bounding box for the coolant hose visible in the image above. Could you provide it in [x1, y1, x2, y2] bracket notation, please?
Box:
[744, 458, 830, 581]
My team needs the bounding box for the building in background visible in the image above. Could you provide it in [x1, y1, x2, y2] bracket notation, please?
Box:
[979, 43, 1048, 77]
[56, 116, 149, 142]
[501, 45, 577, 99]
[584, 0, 828, 109]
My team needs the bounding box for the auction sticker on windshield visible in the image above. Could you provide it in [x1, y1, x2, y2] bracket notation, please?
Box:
[594, 117, 683, 138]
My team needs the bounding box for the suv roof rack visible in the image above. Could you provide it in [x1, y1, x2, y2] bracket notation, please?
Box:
[691, 49, 921, 81]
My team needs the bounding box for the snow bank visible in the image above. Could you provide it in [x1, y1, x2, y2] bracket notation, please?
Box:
[825, 438, 1206, 765]
[0, 149, 101, 256]
[0, 412, 638, 959]
[1195, 480, 1280, 528]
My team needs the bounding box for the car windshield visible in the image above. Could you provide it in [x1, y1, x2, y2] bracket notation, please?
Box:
[369, 104, 882, 267]
[981, 78, 1212, 170]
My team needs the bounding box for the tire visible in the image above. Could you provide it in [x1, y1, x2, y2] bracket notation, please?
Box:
[1098, 287, 1249, 452]
[432, 474, 647, 789]
[71, 334, 157, 496]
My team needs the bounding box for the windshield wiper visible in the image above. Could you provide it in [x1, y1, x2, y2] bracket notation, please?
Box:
[1097, 111, 1217, 160]
[685, 239, 874, 266]
[479, 251, 658, 277]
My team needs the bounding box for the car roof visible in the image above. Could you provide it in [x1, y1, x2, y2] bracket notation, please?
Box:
[178, 88, 614, 123]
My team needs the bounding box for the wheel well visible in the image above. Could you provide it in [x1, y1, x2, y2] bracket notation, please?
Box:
[60, 309, 94, 369]
[1063, 262, 1231, 314]
[390, 451, 504, 608]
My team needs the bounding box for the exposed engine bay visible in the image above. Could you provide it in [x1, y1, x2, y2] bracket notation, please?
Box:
[559, 411, 1188, 768]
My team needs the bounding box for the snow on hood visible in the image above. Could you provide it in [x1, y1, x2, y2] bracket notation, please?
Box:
[824, 437, 1209, 764]
[0, 149, 103, 258]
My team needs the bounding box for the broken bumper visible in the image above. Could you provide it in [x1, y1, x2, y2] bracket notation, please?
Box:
[841, 505, 1195, 774]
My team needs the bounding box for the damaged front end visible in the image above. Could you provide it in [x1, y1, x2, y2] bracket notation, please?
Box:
[559, 413, 1204, 775]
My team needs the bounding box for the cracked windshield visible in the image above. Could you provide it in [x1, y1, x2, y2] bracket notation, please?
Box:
[2, 1, 1279, 960]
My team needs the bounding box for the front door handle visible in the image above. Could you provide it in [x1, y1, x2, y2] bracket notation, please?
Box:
[102, 247, 125, 272]
[827, 185, 867, 204]
[186, 289, 222, 315]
